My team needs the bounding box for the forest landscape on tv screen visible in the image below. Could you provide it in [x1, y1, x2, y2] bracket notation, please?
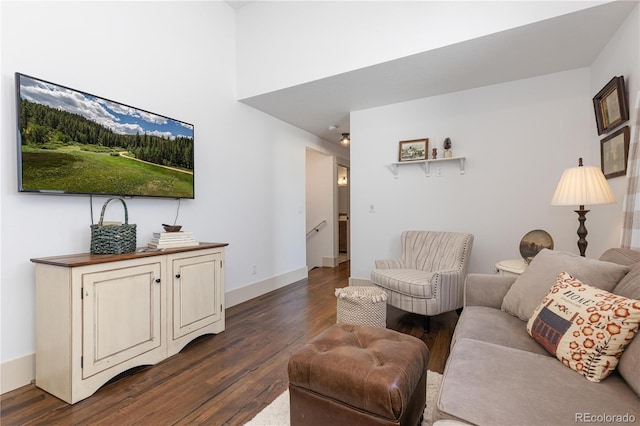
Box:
[16, 73, 195, 198]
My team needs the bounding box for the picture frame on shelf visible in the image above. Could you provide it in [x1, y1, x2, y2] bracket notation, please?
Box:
[398, 138, 429, 162]
[593, 76, 629, 135]
[601, 126, 630, 179]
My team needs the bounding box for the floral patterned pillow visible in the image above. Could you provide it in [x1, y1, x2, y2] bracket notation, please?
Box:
[527, 272, 640, 382]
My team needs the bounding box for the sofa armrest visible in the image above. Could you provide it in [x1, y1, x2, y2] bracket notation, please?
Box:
[464, 274, 517, 309]
[374, 258, 406, 269]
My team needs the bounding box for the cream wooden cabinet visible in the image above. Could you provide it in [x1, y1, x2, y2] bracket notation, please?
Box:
[31, 243, 227, 404]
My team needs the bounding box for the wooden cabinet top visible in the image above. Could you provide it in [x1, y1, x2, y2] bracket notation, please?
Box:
[31, 242, 228, 267]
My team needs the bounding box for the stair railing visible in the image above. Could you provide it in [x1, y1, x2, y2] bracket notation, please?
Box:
[306, 220, 327, 237]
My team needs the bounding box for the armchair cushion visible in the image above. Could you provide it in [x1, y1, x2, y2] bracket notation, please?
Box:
[501, 249, 629, 321]
[370, 269, 435, 298]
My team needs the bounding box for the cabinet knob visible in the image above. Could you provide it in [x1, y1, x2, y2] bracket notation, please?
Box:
[155, 278, 161, 283]
[175, 274, 181, 279]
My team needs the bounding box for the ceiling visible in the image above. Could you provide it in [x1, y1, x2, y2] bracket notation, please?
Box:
[237, 1, 637, 146]
[225, 1, 254, 10]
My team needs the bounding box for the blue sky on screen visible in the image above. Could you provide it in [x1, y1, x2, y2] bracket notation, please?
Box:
[19, 75, 193, 140]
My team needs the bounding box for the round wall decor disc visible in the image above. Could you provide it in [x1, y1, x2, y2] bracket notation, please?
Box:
[520, 230, 554, 263]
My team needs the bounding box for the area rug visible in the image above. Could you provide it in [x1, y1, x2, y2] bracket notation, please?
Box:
[245, 370, 443, 426]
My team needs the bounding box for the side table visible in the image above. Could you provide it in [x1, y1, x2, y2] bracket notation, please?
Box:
[495, 258, 528, 277]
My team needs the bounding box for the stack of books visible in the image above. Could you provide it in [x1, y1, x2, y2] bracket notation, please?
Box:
[148, 231, 199, 249]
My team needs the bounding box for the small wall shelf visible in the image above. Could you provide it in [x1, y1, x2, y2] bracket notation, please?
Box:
[390, 157, 466, 178]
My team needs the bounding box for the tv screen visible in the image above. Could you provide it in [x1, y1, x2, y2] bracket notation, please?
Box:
[16, 73, 194, 199]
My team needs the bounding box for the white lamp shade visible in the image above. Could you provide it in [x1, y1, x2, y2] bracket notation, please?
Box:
[551, 165, 616, 206]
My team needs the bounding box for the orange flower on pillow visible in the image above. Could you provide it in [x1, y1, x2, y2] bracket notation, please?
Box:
[597, 302, 612, 311]
[614, 307, 629, 318]
[606, 323, 621, 335]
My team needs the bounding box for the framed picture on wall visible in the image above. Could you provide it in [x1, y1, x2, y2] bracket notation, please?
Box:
[593, 76, 629, 135]
[398, 138, 429, 162]
[601, 126, 630, 179]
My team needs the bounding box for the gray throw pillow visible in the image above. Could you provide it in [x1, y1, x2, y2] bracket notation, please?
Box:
[613, 262, 640, 300]
[611, 259, 640, 396]
[501, 249, 630, 321]
[618, 334, 640, 397]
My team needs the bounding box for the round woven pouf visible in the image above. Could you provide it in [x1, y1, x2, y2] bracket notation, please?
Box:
[335, 286, 388, 328]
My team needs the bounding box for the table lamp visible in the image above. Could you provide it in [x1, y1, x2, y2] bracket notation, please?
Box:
[551, 158, 616, 256]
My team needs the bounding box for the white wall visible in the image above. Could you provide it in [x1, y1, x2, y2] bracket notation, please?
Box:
[0, 0, 345, 389]
[350, 68, 616, 280]
[235, 1, 606, 99]
[349, 3, 639, 282]
[589, 3, 640, 248]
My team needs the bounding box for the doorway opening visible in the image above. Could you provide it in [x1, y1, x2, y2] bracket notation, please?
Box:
[305, 149, 350, 269]
[337, 165, 350, 264]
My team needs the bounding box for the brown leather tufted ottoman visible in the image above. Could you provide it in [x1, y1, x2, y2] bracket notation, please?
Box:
[288, 323, 429, 426]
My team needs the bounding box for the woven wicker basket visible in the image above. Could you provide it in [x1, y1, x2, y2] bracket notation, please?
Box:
[335, 286, 388, 328]
[90, 197, 137, 254]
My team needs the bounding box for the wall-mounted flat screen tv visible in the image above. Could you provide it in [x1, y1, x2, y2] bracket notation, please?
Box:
[16, 73, 194, 199]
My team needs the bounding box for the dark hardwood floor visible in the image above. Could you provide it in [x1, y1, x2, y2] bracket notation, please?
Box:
[1, 262, 458, 425]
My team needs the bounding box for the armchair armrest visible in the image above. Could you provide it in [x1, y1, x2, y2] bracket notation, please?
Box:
[374, 258, 406, 269]
[432, 269, 465, 312]
[464, 274, 517, 309]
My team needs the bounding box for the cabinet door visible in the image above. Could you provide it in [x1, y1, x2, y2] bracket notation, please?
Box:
[82, 262, 162, 379]
[171, 253, 221, 341]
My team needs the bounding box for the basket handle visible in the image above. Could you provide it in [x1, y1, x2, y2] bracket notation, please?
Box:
[98, 197, 129, 226]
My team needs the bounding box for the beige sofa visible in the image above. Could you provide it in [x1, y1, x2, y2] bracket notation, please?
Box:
[435, 248, 640, 426]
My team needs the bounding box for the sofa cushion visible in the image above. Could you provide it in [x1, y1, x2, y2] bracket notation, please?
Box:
[436, 338, 640, 426]
[599, 247, 640, 266]
[619, 334, 640, 397]
[614, 262, 640, 300]
[603, 254, 640, 397]
[501, 249, 629, 321]
[527, 272, 640, 382]
[464, 274, 517, 309]
[452, 306, 549, 356]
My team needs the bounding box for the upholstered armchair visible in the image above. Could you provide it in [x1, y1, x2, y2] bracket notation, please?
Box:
[371, 231, 474, 332]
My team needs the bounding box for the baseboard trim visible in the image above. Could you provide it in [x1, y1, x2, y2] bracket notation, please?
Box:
[322, 256, 338, 267]
[1, 353, 35, 394]
[349, 277, 373, 286]
[226, 266, 308, 308]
